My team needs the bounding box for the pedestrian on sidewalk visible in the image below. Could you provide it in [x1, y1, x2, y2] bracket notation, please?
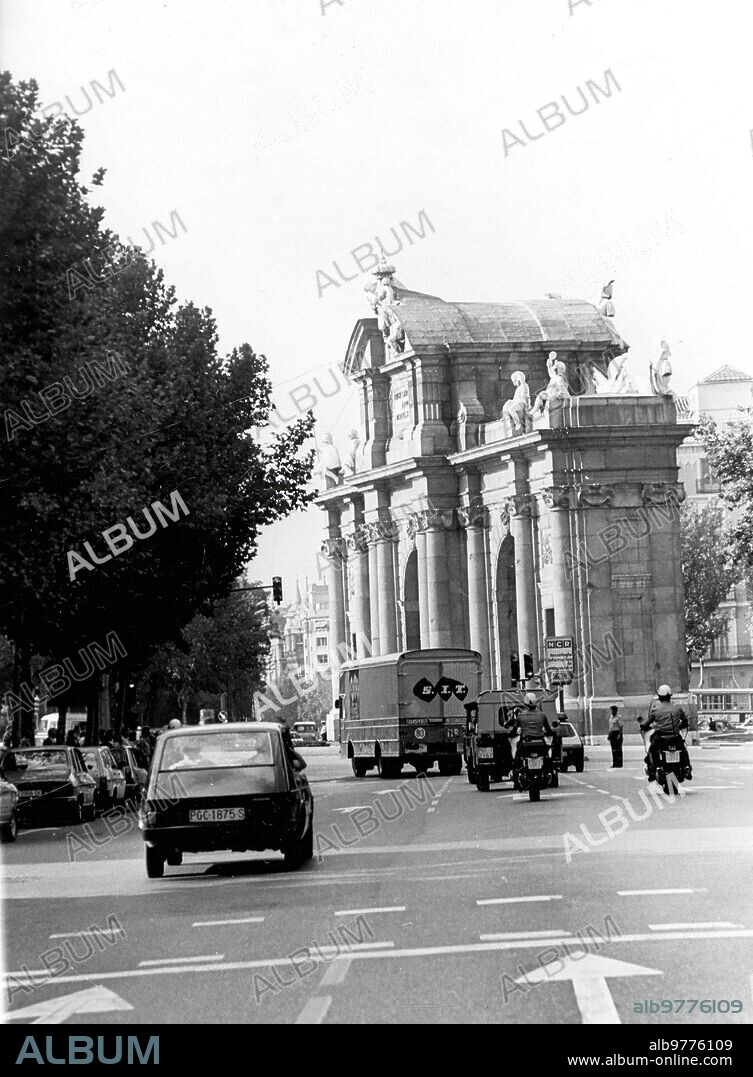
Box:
[608, 705, 624, 768]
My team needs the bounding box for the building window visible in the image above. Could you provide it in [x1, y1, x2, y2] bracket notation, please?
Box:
[317, 654, 328, 665]
[316, 636, 328, 648]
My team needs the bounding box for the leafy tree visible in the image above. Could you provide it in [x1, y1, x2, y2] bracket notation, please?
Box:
[0, 73, 314, 743]
[680, 498, 737, 676]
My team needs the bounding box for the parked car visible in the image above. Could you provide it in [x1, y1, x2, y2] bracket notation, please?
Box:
[558, 721, 585, 772]
[2, 746, 96, 824]
[0, 766, 19, 842]
[139, 722, 314, 878]
[110, 745, 148, 801]
[291, 721, 319, 747]
[80, 747, 127, 811]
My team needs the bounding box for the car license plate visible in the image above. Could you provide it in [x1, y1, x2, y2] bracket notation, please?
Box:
[664, 751, 680, 763]
[19, 789, 42, 799]
[189, 807, 245, 823]
[526, 757, 543, 770]
[477, 747, 494, 760]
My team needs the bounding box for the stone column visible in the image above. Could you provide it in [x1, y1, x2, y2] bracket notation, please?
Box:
[543, 486, 577, 641]
[424, 509, 454, 648]
[506, 492, 540, 673]
[372, 516, 398, 654]
[459, 505, 492, 686]
[367, 537, 381, 655]
[321, 529, 347, 705]
[346, 525, 371, 658]
[415, 525, 431, 648]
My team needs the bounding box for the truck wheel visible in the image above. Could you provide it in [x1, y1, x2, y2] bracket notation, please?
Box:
[377, 756, 401, 779]
[146, 846, 165, 879]
[575, 755, 584, 773]
[351, 758, 368, 778]
[466, 763, 477, 784]
[166, 849, 183, 866]
[529, 786, 541, 802]
[439, 757, 462, 777]
[476, 771, 490, 792]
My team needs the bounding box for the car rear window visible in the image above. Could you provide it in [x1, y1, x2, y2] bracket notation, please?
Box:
[558, 723, 577, 737]
[158, 731, 276, 771]
[5, 749, 69, 771]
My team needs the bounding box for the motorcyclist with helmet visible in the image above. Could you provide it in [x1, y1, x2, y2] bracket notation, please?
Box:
[506, 693, 555, 756]
[640, 684, 692, 782]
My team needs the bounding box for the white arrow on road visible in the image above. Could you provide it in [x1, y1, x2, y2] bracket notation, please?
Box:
[7, 985, 133, 1024]
[516, 953, 661, 1024]
[331, 806, 371, 814]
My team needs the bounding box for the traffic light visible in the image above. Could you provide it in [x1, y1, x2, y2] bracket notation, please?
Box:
[510, 652, 520, 686]
[272, 576, 283, 604]
[523, 652, 534, 680]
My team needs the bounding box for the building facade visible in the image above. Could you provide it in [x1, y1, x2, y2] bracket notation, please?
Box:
[316, 263, 693, 735]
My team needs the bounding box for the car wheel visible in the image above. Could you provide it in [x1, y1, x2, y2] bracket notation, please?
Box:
[84, 800, 96, 822]
[146, 846, 165, 878]
[575, 755, 584, 773]
[560, 761, 569, 772]
[476, 770, 490, 792]
[550, 771, 559, 788]
[529, 786, 541, 802]
[70, 798, 84, 825]
[466, 762, 477, 784]
[351, 758, 368, 778]
[0, 810, 18, 843]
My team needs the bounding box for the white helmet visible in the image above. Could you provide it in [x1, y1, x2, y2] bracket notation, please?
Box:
[168, 719, 182, 729]
[524, 692, 538, 707]
[657, 684, 672, 699]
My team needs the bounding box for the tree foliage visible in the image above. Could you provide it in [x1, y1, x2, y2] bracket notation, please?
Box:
[680, 497, 736, 664]
[0, 72, 314, 738]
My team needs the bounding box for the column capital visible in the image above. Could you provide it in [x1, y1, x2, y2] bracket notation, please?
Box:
[320, 537, 347, 561]
[504, 493, 535, 518]
[576, 483, 614, 508]
[346, 528, 369, 554]
[457, 505, 490, 529]
[541, 484, 573, 510]
[424, 507, 458, 531]
[641, 482, 686, 507]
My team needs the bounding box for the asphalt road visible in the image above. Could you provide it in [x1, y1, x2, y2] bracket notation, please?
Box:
[3, 742, 753, 1025]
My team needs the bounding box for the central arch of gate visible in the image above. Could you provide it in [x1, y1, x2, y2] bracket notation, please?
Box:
[316, 266, 692, 735]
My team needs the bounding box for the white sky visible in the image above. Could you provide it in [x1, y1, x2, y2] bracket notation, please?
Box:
[3, 0, 753, 592]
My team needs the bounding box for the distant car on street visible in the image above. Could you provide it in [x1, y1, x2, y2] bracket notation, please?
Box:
[557, 721, 585, 772]
[80, 747, 127, 811]
[139, 722, 314, 878]
[110, 745, 148, 802]
[291, 721, 319, 747]
[0, 765, 19, 842]
[2, 746, 96, 824]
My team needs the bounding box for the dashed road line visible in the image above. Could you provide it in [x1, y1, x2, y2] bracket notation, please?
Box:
[334, 906, 405, 917]
[480, 930, 569, 941]
[319, 956, 352, 986]
[617, 889, 706, 897]
[477, 895, 563, 906]
[295, 995, 332, 1024]
[192, 917, 265, 927]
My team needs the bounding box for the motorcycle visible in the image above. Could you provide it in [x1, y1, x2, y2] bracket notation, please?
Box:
[648, 730, 690, 794]
[513, 738, 558, 801]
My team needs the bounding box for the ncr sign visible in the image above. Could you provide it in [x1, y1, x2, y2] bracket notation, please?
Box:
[545, 637, 574, 685]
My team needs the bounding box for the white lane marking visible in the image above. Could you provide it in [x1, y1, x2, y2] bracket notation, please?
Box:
[48, 931, 105, 939]
[685, 785, 741, 790]
[478, 895, 563, 906]
[511, 793, 587, 801]
[481, 930, 569, 941]
[520, 954, 661, 1025]
[617, 889, 706, 897]
[334, 906, 405, 917]
[192, 917, 265, 926]
[648, 921, 742, 931]
[8, 930, 753, 987]
[315, 942, 394, 955]
[319, 956, 352, 986]
[427, 808, 436, 813]
[138, 954, 224, 967]
[332, 806, 370, 814]
[295, 996, 332, 1024]
[5, 985, 133, 1024]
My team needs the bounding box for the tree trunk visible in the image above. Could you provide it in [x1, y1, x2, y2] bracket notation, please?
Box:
[86, 671, 102, 745]
[12, 638, 33, 746]
[57, 698, 68, 744]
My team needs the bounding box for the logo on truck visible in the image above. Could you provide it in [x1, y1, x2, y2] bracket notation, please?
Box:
[413, 676, 469, 702]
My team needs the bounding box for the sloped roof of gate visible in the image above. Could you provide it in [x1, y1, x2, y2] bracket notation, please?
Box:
[344, 284, 627, 372]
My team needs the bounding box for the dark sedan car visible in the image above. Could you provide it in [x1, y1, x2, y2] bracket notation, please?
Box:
[80, 747, 126, 811]
[139, 722, 314, 878]
[3, 746, 96, 824]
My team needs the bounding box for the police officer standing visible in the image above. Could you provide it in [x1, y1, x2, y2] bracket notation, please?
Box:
[607, 705, 624, 768]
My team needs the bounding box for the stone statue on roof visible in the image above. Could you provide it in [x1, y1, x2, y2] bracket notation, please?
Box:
[650, 338, 673, 396]
[531, 351, 571, 419]
[502, 370, 530, 433]
[593, 354, 636, 395]
[318, 432, 343, 487]
[365, 257, 405, 354]
[598, 280, 616, 318]
[344, 429, 360, 475]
